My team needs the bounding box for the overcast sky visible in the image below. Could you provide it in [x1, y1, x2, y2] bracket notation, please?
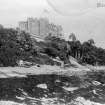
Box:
[0, 0, 105, 48]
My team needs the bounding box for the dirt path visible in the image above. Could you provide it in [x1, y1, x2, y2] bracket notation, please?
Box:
[0, 65, 90, 78]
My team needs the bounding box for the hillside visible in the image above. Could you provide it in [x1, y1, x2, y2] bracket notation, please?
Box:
[0, 28, 105, 105]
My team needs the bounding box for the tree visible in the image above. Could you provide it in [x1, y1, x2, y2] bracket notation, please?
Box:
[88, 39, 95, 46]
[17, 31, 33, 51]
[0, 28, 34, 66]
[0, 28, 21, 66]
[81, 40, 97, 65]
[44, 35, 71, 65]
[69, 33, 77, 42]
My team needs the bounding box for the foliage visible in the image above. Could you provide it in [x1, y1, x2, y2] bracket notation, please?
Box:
[43, 35, 105, 66]
[0, 27, 105, 66]
[44, 35, 71, 64]
[0, 29, 62, 66]
[69, 33, 77, 41]
[0, 28, 34, 66]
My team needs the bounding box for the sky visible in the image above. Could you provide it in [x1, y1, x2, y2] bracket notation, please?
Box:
[0, 0, 105, 48]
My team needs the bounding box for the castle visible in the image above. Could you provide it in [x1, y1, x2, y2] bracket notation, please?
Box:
[18, 17, 63, 39]
[97, 0, 105, 8]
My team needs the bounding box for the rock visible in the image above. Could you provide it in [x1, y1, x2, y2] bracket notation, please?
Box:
[37, 84, 47, 89]
[0, 101, 26, 105]
[16, 96, 25, 101]
[92, 81, 102, 86]
[62, 86, 78, 92]
[72, 97, 104, 105]
[55, 79, 61, 83]
[92, 89, 98, 95]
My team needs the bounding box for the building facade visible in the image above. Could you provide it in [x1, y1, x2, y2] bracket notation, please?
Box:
[27, 18, 39, 36]
[19, 17, 63, 39]
[19, 21, 28, 32]
[48, 23, 62, 37]
[0, 24, 3, 29]
[39, 18, 49, 38]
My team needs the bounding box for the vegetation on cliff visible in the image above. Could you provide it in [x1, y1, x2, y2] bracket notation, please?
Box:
[0, 28, 105, 66]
